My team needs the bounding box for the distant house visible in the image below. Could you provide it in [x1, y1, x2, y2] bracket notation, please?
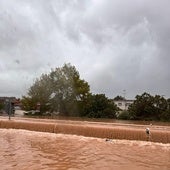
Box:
[114, 99, 134, 111]
[0, 97, 22, 114]
[0, 97, 16, 102]
[12, 98, 22, 109]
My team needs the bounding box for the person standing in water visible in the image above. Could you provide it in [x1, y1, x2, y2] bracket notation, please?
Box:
[146, 127, 151, 141]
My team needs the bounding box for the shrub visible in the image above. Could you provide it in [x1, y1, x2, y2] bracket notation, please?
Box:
[117, 110, 130, 120]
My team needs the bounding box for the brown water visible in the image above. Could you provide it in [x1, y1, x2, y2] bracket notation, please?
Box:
[0, 129, 170, 170]
[1, 117, 170, 143]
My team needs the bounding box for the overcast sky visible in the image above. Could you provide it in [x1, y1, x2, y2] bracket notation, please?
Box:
[0, 0, 170, 99]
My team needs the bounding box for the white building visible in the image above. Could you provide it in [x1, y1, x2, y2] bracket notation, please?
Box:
[114, 100, 134, 111]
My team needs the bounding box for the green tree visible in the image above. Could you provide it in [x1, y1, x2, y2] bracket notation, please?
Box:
[83, 94, 118, 118]
[22, 73, 52, 113]
[160, 98, 170, 121]
[0, 102, 4, 110]
[153, 95, 168, 120]
[21, 96, 36, 111]
[22, 63, 90, 116]
[49, 63, 90, 116]
[128, 92, 155, 120]
[114, 95, 125, 101]
[128, 92, 170, 121]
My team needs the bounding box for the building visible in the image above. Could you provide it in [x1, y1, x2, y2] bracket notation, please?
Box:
[0, 97, 22, 114]
[114, 99, 134, 111]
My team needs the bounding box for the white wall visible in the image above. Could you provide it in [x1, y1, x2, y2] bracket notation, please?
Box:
[114, 100, 134, 110]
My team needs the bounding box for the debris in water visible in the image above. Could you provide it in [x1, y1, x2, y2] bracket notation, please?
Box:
[105, 138, 112, 142]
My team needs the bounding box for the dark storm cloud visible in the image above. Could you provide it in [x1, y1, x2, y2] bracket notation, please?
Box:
[0, 0, 170, 98]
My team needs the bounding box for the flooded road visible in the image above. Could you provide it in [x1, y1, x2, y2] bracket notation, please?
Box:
[0, 129, 170, 170]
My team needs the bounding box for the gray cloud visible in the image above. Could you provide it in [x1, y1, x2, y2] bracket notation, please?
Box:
[0, 0, 170, 99]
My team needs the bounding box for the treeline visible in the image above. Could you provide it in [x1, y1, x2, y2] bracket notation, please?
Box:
[21, 63, 170, 121]
[21, 63, 118, 118]
[118, 93, 170, 122]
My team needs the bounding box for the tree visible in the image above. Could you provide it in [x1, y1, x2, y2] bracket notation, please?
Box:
[153, 95, 168, 120]
[22, 63, 90, 116]
[0, 102, 4, 110]
[48, 63, 90, 116]
[114, 95, 125, 101]
[22, 73, 52, 113]
[160, 98, 170, 121]
[128, 92, 156, 120]
[128, 92, 170, 121]
[83, 94, 118, 118]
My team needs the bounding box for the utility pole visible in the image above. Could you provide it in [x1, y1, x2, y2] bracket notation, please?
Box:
[9, 98, 11, 120]
[5, 98, 12, 120]
[123, 90, 126, 110]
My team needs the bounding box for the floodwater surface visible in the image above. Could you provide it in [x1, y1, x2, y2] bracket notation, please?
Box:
[0, 129, 169, 170]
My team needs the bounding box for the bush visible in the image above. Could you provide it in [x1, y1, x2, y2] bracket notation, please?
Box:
[117, 110, 130, 120]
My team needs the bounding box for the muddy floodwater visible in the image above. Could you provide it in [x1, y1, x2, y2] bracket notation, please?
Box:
[0, 129, 170, 170]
